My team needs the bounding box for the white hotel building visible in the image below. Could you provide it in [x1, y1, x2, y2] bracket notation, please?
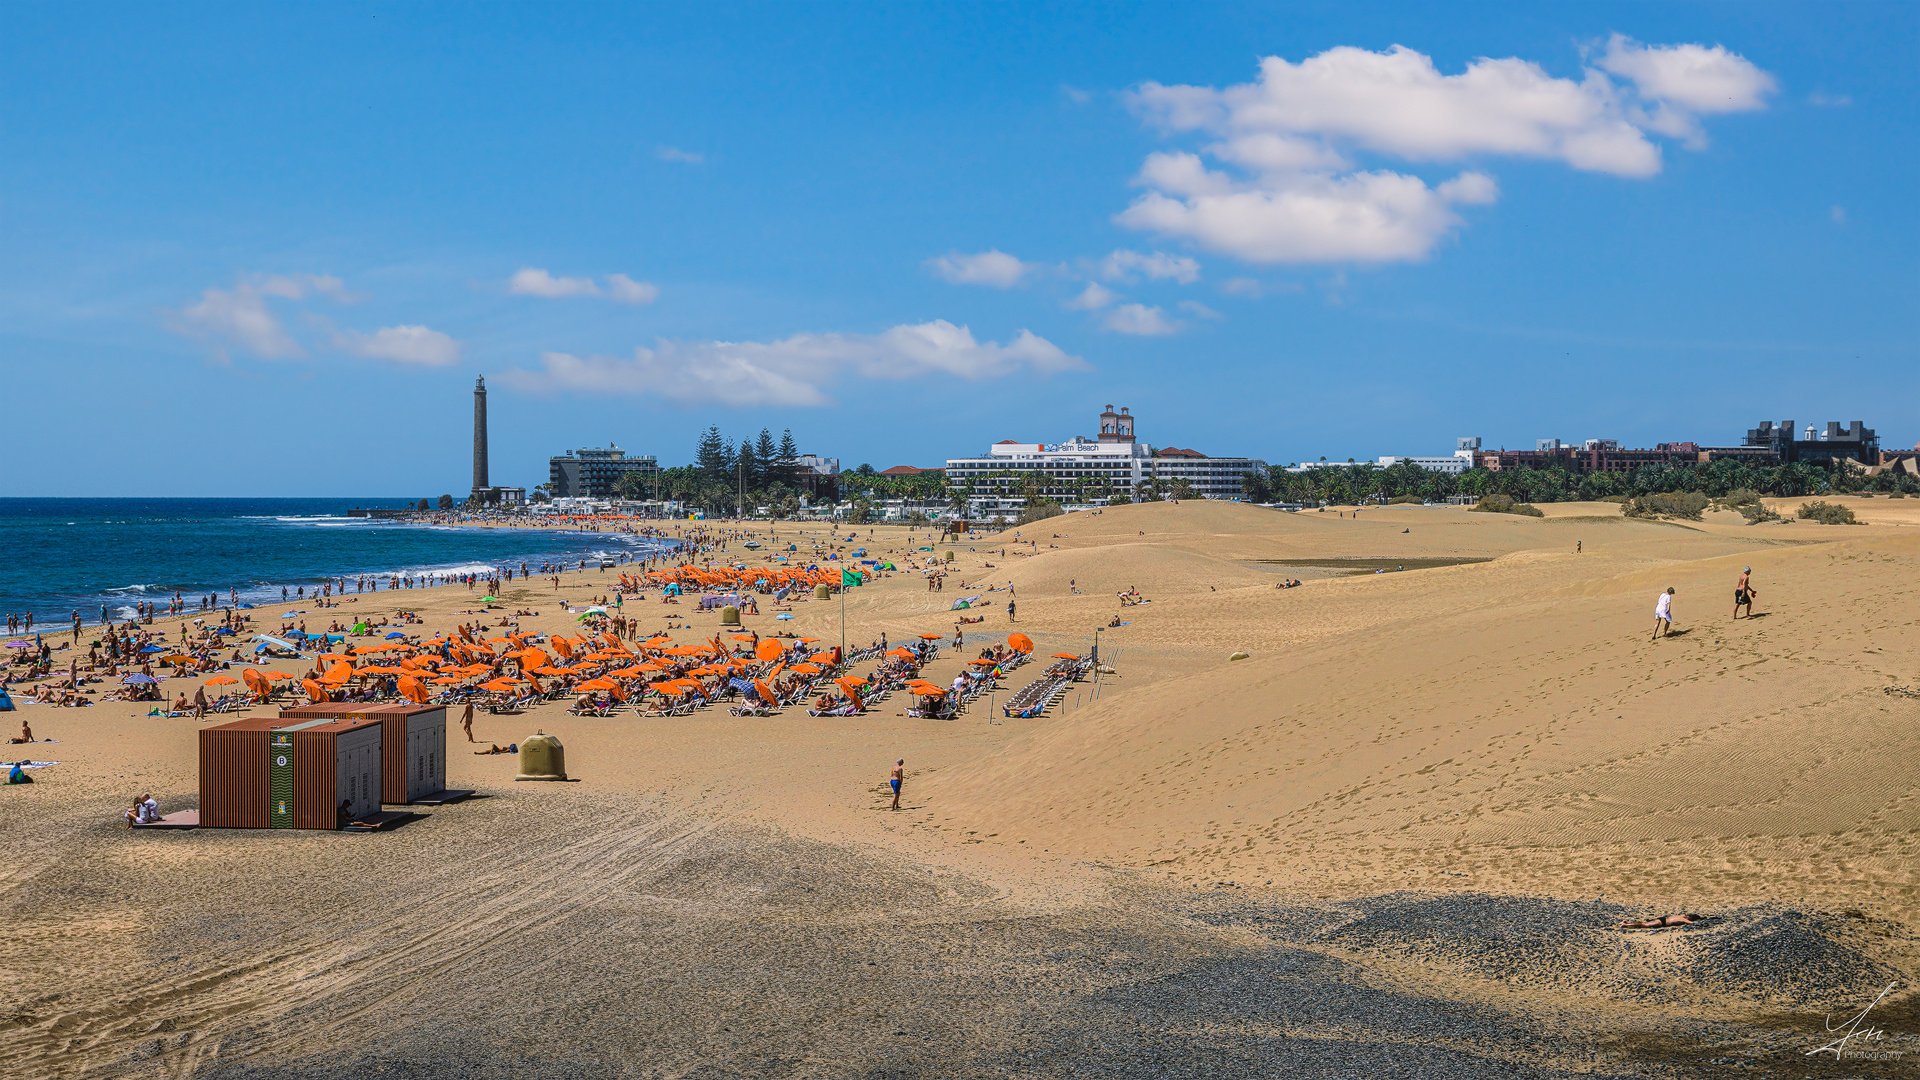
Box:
[944, 405, 1269, 505]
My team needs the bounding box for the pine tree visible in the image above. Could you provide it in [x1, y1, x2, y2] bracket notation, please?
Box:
[696, 427, 731, 481]
[755, 428, 777, 490]
[776, 428, 800, 487]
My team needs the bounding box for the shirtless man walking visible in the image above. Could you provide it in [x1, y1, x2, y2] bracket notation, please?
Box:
[1652, 587, 1676, 641]
[890, 758, 905, 810]
[1733, 566, 1758, 619]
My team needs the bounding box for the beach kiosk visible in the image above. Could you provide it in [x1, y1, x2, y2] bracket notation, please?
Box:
[278, 703, 450, 805]
[199, 715, 382, 829]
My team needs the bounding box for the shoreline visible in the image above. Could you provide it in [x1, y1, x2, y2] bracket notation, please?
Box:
[0, 508, 693, 632]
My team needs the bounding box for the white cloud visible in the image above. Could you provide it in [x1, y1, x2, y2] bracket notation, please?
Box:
[1177, 300, 1224, 320]
[176, 284, 302, 358]
[171, 274, 352, 359]
[1120, 168, 1493, 264]
[172, 273, 455, 367]
[1099, 248, 1202, 284]
[1119, 41, 1773, 264]
[1809, 91, 1851, 107]
[1220, 277, 1265, 298]
[508, 267, 602, 298]
[1831, 205, 1847, 225]
[1596, 36, 1775, 148]
[1130, 45, 1665, 176]
[656, 145, 705, 164]
[334, 325, 461, 367]
[498, 320, 1087, 407]
[1066, 282, 1120, 310]
[604, 273, 660, 304]
[508, 267, 659, 304]
[1136, 151, 1238, 197]
[1102, 304, 1181, 336]
[1595, 35, 1775, 115]
[925, 249, 1033, 288]
[1208, 132, 1349, 174]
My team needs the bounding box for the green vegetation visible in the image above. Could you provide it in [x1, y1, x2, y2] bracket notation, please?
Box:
[1015, 502, 1064, 526]
[1388, 494, 1423, 504]
[1623, 491, 1710, 521]
[1797, 500, 1860, 525]
[1716, 488, 1780, 524]
[1469, 494, 1544, 517]
[1260, 456, 1901, 509]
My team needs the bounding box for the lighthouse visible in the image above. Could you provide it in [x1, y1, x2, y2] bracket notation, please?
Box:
[472, 375, 490, 497]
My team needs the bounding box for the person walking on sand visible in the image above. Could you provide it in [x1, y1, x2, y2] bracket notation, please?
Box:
[1652, 587, 1675, 640]
[461, 702, 475, 743]
[1006, 598, 1016, 622]
[1733, 567, 1758, 619]
[890, 758, 905, 810]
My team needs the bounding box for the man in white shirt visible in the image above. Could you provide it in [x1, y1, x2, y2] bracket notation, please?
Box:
[125, 793, 160, 826]
[1652, 587, 1675, 641]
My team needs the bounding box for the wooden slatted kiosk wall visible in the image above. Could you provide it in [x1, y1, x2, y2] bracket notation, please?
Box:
[198, 715, 383, 829]
[279, 703, 446, 804]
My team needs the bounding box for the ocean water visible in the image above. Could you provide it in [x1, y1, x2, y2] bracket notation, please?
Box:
[0, 498, 677, 627]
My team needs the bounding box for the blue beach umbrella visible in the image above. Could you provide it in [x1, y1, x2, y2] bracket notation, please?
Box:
[122, 673, 158, 685]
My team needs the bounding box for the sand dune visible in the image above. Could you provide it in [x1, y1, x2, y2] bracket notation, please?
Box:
[924, 504, 1920, 924]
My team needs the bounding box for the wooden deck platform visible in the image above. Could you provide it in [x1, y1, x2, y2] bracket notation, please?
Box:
[131, 809, 200, 830]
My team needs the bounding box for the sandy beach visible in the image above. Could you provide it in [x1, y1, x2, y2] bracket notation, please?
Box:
[4, 500, 1917, 1078]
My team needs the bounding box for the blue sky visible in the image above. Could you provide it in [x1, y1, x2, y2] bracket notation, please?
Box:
[3, 2, 1914, 495]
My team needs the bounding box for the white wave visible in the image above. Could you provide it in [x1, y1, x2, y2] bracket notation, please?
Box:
[392, 563, 503, 578]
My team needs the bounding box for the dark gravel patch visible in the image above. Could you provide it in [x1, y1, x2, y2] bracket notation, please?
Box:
[1672, 906, 1905, 1007]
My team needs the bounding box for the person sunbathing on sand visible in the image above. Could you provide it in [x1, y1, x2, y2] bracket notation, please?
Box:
[473, 743, 517, 755]
[1619, 913, 1701, 928]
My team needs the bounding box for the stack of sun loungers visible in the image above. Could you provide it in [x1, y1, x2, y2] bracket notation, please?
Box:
[1000, 657, 1090, 719]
